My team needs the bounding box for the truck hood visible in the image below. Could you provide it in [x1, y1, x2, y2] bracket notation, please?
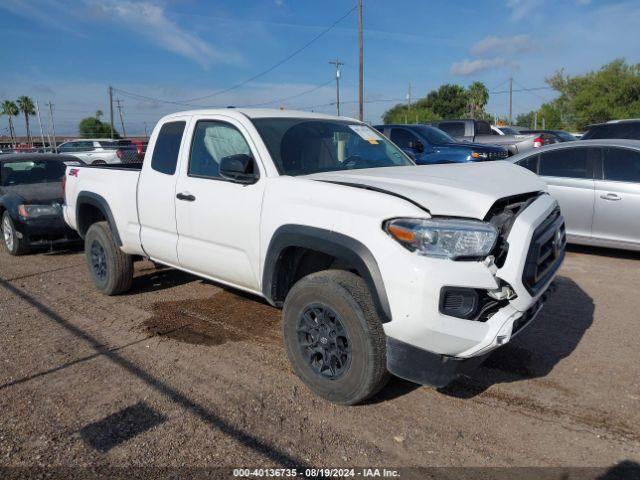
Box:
[443, 141, 505, 152]
[305, 161, 545, 219]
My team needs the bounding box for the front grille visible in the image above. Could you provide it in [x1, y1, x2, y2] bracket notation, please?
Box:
[487, 150, 509, 161]
[485, 192, 543, 267]
[522, 208, 566, 295]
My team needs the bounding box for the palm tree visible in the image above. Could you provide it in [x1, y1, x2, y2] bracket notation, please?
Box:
[1, 100, 19, 146]
[16, 96, 36, 146]
[467, 82, 489, 119]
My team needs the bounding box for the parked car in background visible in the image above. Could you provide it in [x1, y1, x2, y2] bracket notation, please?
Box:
[510, 139, 640, 251]
[57, 139, 139, 165]
[519, 129, 577, 144]
[1, 154, 81, 255]
[426, 119, 538, 155]
[63, 108, 563, 405]
[374, 124, 508, 164]
[581, 119, 640, 140]
[131, 140, 148, 161]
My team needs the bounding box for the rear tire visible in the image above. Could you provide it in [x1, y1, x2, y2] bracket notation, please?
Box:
[282, 270, 389, 405]
[85, 221, 133, 295]
[2, 211, 29, 256]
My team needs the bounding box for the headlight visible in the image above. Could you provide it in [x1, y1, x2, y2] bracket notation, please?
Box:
[384, 218, 498, 259]
[18, 204, 60, 218]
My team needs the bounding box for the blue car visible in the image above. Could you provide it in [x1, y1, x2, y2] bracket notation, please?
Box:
[374, 124, 509, 165]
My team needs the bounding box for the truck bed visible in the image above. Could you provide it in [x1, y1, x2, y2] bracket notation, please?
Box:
[63, 164, 145, 256]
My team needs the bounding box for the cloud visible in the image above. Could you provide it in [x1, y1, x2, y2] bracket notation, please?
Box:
[505, 0, 544, 21]
[450, 58, 508, 76]
[87, 0, 236, 68]
[470, 34, 534, 56]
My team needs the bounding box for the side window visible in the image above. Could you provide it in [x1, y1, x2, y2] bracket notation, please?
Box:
[603, 147, 640, 183]
[58, 142, 73, 153]
[151, 121, 186, 175]
[539, 147, 595, 179]
[438, 122, 465, 138]
[475, 121, 491, 135]
[188, 121, 252, 179]
[76, 141, 94, 152]
[517, 154, 539, 173]
[390, 128, 419, 149]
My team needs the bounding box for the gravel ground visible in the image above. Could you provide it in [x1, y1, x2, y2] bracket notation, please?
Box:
[0, 243, 639, 477]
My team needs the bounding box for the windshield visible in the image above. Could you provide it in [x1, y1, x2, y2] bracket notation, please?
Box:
[413, 125, 455, 145]
[499, 127, 520, 135]
[1, 160, 66, 186]
[252, 118, 413, 176]
[555, 131, 577, 141]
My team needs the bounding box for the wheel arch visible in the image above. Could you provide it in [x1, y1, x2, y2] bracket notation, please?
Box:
[76, 191, 122, 246]
[262, 225, 392, 323]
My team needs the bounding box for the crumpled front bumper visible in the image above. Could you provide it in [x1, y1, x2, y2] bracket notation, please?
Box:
[382, 194, 565, 386]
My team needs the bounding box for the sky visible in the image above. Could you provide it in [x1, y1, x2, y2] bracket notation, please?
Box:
[1, 0, 639, 136]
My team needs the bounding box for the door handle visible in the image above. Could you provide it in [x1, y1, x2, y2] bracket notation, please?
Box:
[176, 192, 196, 202]
[600, 193, 621, 201]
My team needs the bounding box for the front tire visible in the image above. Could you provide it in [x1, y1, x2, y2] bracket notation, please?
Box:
[85, 221, 133, 295]
[2, 211, 29, 256]
[283, 270, 389, 405]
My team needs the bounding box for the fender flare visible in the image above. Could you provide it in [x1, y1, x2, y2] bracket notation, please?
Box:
[76, 191, 122, 246]
[262, 225, 392, 323]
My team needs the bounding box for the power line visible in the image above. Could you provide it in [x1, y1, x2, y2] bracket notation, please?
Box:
[114, 4, 357, 107]
[240, 79, 334, 108]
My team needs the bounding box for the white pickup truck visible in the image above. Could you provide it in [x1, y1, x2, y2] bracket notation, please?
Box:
[63, 109, 566, 404]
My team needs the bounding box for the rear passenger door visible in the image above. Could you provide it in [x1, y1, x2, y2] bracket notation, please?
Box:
[538, 147, 598, 240]
[592, 147, 640, 246]
[138, 119, 188, 265]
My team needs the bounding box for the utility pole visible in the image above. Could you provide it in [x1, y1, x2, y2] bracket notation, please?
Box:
[115, 99, 127, 138]
[357, 0, 364, 121]
[405, 82, 411, 123]
[534, 111, 538, 130]
[329, 58, 344, 116]
[46, 102, 57, 153]
[34, 100, 46, 149]
[144, 122, 149, 140]
[542, 117, 546, 129]
[108, 85, 114, 139]
[508, 77, 513, 125]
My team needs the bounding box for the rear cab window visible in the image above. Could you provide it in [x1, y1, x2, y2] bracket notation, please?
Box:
[437, 121, 466, 138]
[151, 121, 186, 175]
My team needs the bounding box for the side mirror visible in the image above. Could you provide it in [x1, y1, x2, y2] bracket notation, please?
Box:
[409, 140, 425, 153]
[219, 154, 259, 184]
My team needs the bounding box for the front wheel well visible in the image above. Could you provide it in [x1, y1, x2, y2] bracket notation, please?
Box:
[272, 247, 357, 306]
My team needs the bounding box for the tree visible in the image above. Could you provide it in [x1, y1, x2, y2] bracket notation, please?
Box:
[546, 59, 640, 130]
[422, 84, 468, 119]
[95, 110, 104, 120]
[16, 96, 35, 145]
[467, 81, 489, 119]
[383, 82, 489, 124]
[79, 113, 119, 138]
[1, 100, 19, 146]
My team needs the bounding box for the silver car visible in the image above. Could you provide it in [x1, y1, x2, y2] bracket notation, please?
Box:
[509, 139, 640, 251]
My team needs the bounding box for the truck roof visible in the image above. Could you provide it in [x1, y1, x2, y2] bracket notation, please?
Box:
[159, 108, 358, 122]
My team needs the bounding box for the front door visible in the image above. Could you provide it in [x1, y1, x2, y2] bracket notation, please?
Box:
[539, 146, 598, 240]
[592, 146, 640, 247]
[174, 116, 265, 292]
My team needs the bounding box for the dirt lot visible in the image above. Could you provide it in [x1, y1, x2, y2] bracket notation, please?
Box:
[0, 244, 639, 476]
